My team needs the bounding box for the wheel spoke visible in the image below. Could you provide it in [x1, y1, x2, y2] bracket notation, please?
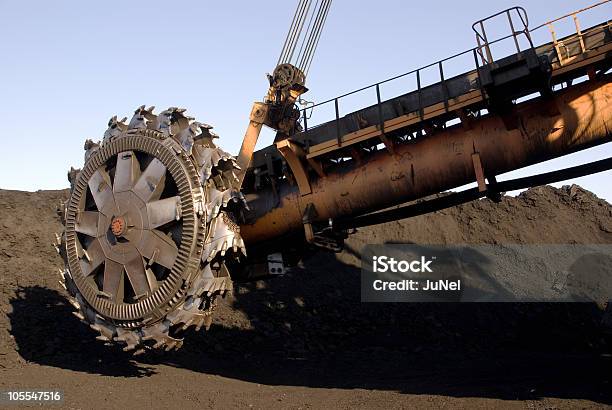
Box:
[136, 230, 178, 270]
[75, 211, 100, 237]
[146, 196, 181, 229]
[133, 158, 166, 203]
[145, 267, 159, 293]
[88, 168, 117, 216]
[124, 251, 150, 299]
[80, 238, 105, 276]
[102, 258, 124, 302]
[113, 151, 141, 193]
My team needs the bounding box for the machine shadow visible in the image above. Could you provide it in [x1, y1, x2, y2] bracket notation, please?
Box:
[162, 248, 611, 404]
[8, 247, 610, 403]
[8, 285, 155, 377]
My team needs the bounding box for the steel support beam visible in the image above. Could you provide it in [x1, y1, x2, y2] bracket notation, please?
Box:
[241, 78, 612, 244]
[337, 156, 612, 230]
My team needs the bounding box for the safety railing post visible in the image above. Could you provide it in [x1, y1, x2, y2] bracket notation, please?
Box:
[573, 13, 586, 53]
[521, 7, 534, 49]
[473, 48, 485, 99]
[507, 9, 521, 54]
[376, 83, 385, 134]
[479, 20, 493, 63]
[416, 70, 423, 121]
[547, 23, 564, 66]
[335, 98, 341, 146]
[475, 35, 486, 65]
[439, 61, 449, 112]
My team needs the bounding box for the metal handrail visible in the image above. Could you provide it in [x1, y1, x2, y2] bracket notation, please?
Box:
[531, 0, 611, 66]
[299, 1, 610, 134]
[531, 0, 611, 31]
[471, 6, 530, 35]
[472, 6, 532, 64]
[300, 29, 529, 130]
[303, 32, 517, 112]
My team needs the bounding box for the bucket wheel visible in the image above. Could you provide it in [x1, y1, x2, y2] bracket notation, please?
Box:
[57, 106, 246, 353]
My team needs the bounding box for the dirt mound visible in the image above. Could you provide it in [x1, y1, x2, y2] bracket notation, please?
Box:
[203, 185, 612, 360]
[0, 185, 611, 407]
[343, 184, 612, 247]
[0, 190, 68, 365]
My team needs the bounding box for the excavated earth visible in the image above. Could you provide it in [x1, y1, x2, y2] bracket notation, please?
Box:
[0, 185, 611, 409]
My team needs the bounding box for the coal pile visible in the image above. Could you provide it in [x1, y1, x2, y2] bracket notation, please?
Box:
[202, 185, 612, 363]
[1, 185, 611, 378]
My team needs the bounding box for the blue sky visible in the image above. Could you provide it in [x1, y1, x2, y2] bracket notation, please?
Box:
[0, 0, 610, 200]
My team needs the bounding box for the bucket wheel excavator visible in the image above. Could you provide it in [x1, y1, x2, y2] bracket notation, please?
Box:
[56, 0, 331, 352]
[56, 0, 612, 352]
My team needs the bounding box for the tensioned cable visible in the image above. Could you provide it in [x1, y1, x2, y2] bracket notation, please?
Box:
[297, 0, 332, 74]
[296, 0, 327, 69]
[277, 0, 303, 65]
[294, 0, 321, 68]
[277, 0, 332, 76]
[278, 0, 311, 65]
[286, 0, 313, 64]
[303, 0, 332, 71]
[302, 0, 332, 75]
[278, 0, 307, 64]
[284, 0, 312, 64]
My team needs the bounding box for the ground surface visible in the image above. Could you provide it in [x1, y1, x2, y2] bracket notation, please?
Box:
[1, 185, 611, 409]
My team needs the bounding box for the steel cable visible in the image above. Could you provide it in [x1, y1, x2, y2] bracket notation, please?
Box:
[278, 0, 311, 65]
[303, 0, 332, 75]
[295, 0, 321, 68]
[296, 0, 326, 69]
[278, 0, 307, 64]
[297, 0, 332, 73]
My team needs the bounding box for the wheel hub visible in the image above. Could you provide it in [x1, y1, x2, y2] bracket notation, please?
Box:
[111, 216, 126, 237]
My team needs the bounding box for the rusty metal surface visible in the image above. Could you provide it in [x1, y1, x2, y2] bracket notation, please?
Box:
[240, 78, 612, 243]
[235, 103, 270, 188]
[235, 63, 308, 188]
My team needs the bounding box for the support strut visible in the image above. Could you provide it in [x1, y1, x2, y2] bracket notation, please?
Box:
[337, 156, 612, 230]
